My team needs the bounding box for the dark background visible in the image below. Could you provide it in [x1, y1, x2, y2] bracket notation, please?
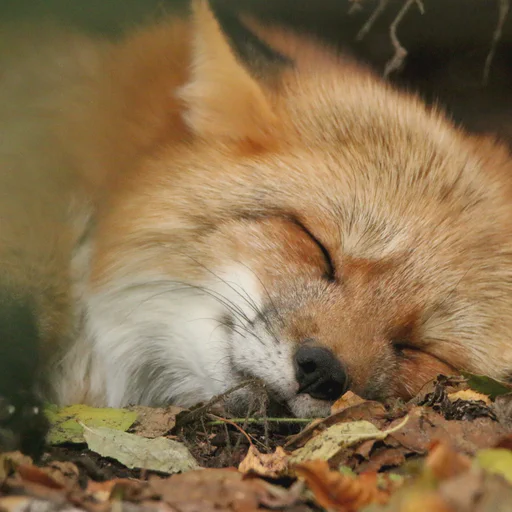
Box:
[2, 0, 511, 143]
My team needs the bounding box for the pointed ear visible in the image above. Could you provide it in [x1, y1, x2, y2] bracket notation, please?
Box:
[178, 0, 279, 144]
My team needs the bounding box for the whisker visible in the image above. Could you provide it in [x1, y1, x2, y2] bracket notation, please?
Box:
[233, 259, 285, 327]
[116, 279, 252, 325]
[186, 255, 283, 345]
[204, 318, 248, 340]
[186, 255, 262, 320]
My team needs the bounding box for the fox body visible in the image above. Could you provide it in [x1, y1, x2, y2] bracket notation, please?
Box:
[1, 1, 512, 423]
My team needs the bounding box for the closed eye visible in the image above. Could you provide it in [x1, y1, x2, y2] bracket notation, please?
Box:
[392, 340, 416, 356]
[290, 217, 336, 282]
[389, 316, 419, 355]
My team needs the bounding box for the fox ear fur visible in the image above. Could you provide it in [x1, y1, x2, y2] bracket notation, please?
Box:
[178, 0, 279, 144]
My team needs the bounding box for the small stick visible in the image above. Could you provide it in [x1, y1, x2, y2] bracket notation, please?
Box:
[174, 379, 261, 428]
[207, 413, 274, 452]
[356, 0, 390, 41]
[384, 0, 425, 78]
[483, 0, 510, 85]
[208, 414, 253, 446]
[206, 417, 314, 426]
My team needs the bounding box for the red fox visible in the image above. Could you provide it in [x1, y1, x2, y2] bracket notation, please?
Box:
[1, 0, 512, 445]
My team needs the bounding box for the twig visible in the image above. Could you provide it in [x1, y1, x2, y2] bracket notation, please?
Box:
[206, 417, 314, 426]
[384, 0, 425, 78]
[348, 0, 364, 15]
[234, 399, 259, 453]
[356, 0, 390, 41]
[208, 414, 271, 452]
[208, 414, 254, 446]
[174, 378, 262, 429]
[483, 0, 510, 85]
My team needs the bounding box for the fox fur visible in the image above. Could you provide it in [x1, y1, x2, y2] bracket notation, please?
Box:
[1, 0, 512, 418]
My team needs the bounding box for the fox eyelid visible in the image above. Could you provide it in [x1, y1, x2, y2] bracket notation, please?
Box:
[389, 325, 417, 356]
[315, 237, 336, 282]
[289, 216, 336, 282]
[391, 340, 414, 355]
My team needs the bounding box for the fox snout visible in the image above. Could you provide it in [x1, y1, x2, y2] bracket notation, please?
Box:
[294, 344, 349, 401]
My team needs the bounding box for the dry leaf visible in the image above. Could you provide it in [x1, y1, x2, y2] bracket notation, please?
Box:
[285, 401, 387, 450]
[17, 464, 66, 490]
[87, 478, 150, 503]
[475, 448, 512, 483]
[150, 468, 301, 511]
[447, 389, 490, 405]
[424, 440, 471, 481]
[389, 406, 508, 455]
[331, 391, 366, 415]
[290, 416, 408, 464]
[238, 445, 289, 478]
[493, 393, 512, 427]
[129, 405, 184, 438]
[45, 404, 137, 444]
[357, 446, 407, 473]
[40, 461, 80, 489]
[0, 452, 33, 480]
[440, 469, 512, 512]
[83, 425, 199, 473]
[0, 496, 35, 512]
[294, 459, 389, 511]
[87, 478, 133, 501]
[0, 497, 87, 512]
[494, 433, 512, 450]
[396, 490, 454, 512]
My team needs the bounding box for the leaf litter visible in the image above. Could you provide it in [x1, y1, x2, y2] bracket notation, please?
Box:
[0, 372, 512, 511]
[82, 424, 199, 474]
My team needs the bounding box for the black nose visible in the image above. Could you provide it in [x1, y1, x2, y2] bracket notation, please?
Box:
[295, 345, 348, 401]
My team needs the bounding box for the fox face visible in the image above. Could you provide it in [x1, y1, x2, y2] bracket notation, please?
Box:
[52, 1, 512, 417]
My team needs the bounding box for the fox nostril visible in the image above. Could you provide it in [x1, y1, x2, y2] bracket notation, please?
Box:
[295, 345, 348, 401]
[299, 359, 317, 375]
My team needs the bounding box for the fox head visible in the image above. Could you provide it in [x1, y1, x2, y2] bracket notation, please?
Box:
[64, 1, 512, 416]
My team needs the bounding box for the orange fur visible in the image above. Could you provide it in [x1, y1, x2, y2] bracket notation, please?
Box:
[1, 1, 512, 414]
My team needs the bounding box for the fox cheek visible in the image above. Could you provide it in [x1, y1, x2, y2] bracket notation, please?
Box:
[392, 349, 458, 399]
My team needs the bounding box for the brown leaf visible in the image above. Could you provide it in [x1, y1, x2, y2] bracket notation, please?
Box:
[87, 479, 125, 502]
[129, 405, 184, 438]
[331, 391, 366, 415]
[285, 401, 386, 450]
[238, 446, 289, 478]
[419, 379, 496, 421]
[424, 440, 471, 481]
[354, 439, 376, 460]
[395, 491, 455, 512]
[4, 477, 70, 506]
[493, 393, 512, 428]
[0, 496, 34, 512]
[149, 468, 301, 512]
[447, 389, 490, 405]
[17, 464, 66, 490]
[87, 478, 150, 503]
[294, 460, 389, 512]
[244, 479, 306, 509]
[494, 433, 512, 450]
[357, 446, 406, 473]
[440, 468, 512, 512]
[0, 452, 33, 480]
[40, 461, 80, 489]
[389, 406, 507, 456]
